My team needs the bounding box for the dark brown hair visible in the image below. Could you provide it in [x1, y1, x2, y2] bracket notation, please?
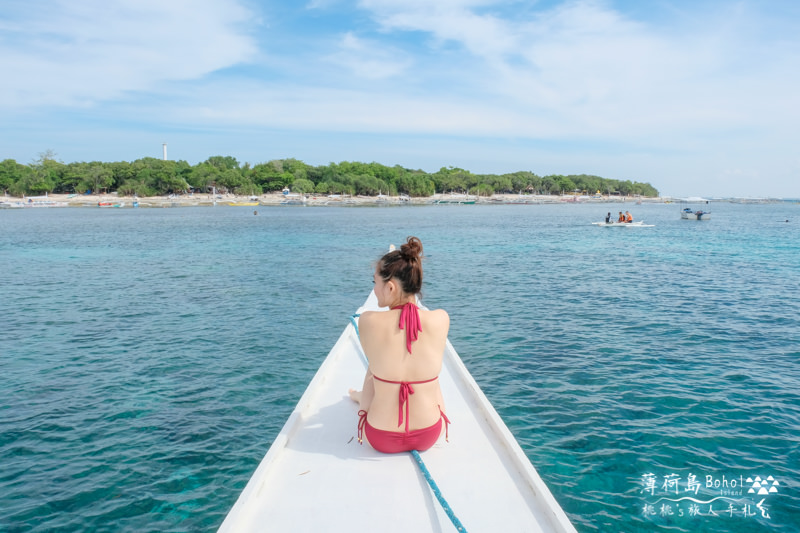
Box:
[377, 236, 423, 294]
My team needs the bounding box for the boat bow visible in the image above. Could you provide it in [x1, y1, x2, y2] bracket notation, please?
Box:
[219, 292, 576, 532]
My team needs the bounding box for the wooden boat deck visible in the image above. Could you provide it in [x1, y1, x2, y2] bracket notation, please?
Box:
[219, 292, 576, 532]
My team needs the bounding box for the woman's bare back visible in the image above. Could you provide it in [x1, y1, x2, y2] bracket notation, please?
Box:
[359, 307, 449, 431]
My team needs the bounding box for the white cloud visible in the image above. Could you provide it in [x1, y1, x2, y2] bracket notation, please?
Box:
[2, 0, 799, 196]
[355, 0, 800, 143]
[156, 82, 512, 135]
[0, 0, 257, 108]
[325, 32, 413, 79]
[306, 0, 340, 8]
[359, 0, 516, 60]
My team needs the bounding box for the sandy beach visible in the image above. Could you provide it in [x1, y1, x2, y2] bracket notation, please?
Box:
[3, 192, 663, 208]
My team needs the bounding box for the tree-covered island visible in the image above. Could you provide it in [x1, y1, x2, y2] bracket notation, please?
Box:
[1, 152, 659, 198]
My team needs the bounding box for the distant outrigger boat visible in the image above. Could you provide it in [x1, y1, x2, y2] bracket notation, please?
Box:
[592, 221, 654, 227]
[679, 197, 711, 220]
[25, 201, 68, 208]
[219, 291, 576, 532]
[98, 201, 125, 208]
[22, 194, 67, 207]
[280, 193, 307, 206]
[433, 193, 477, 204]
[681, 208, 711, 220]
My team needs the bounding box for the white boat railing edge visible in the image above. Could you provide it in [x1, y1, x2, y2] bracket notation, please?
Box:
[217, 321, 361, 532]
[442, 339, 578, 532]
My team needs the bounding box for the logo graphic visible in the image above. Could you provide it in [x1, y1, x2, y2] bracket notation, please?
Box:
[747, 476, 779, 495]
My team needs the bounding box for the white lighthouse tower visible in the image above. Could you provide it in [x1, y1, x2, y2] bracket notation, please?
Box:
[162, 143, 168, 161]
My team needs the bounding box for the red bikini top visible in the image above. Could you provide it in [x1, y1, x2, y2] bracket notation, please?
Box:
[374, 302, 433, 432]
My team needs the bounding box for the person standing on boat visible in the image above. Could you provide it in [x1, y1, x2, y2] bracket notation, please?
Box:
[625, 211, 633, 223]
[349, 237, 451, 453]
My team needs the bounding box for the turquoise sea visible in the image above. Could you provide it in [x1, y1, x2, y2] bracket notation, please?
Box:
[2, 202, 798, 532]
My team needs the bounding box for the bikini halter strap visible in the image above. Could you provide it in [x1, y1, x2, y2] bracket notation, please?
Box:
[391, 302, 421, 353]
[373, 375, 439, 432]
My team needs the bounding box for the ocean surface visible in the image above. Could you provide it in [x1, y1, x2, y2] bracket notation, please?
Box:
[1, 201, 798, 532]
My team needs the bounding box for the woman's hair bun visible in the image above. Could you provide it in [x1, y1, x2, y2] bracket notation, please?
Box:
[378, 236, 424, 294]
[400, 236, 423, 261]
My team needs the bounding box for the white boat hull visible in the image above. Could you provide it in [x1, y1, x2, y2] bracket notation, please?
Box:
[592, 221, 654, 227]
[219, 292, 576, 532]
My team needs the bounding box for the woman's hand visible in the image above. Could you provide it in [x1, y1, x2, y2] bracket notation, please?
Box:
[348, 389, 362, 403]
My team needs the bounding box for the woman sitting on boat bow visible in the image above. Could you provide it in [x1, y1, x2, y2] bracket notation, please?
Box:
[349, 237, 451, 453]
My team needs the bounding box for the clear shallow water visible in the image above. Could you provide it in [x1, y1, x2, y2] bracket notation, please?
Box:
[1, 202, 798, 532]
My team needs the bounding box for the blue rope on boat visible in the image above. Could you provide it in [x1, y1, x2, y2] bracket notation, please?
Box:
[349, 314, 360, 340]
[349, 313, 467, 532]
[410, 449, 467, 532]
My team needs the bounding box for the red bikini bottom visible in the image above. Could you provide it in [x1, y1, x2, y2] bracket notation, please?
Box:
[358, 410, 450, 454]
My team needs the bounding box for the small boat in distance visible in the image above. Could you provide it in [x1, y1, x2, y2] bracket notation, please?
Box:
[679, 197, 711, 220]
[219, 291, 576, 532]
[280, 193, 307, 206]
[22, 194, 67, 207]
[433, 193, 477, 204]
[591, 221, 654, 227]
[681, 208, 711, 220]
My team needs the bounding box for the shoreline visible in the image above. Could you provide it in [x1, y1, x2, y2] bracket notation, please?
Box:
[2, 192, 675, 208]
[1, 192, 789, 208]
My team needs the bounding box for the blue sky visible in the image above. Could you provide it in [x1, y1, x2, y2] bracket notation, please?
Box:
[2, 0, 798, 197]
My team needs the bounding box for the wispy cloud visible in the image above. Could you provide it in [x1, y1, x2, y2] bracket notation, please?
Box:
[0, 0, 256, 108]
[355, 0, 799, 140]
[325, 32, 413, 79]
[1, 0, 799, 196]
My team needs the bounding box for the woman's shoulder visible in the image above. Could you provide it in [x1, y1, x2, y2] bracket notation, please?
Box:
[358, 309, 393, 327]
[421, 307, 449, 327]
[358, 310, 381, 324]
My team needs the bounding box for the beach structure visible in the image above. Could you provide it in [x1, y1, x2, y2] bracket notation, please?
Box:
[219, 291, 576, 532]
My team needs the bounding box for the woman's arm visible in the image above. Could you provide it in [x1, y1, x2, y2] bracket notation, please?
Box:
[436, 381, 446, 414]
[349, 311, 378, 409]
[348, 368, 374, 411]
[358, 368, 374, 411]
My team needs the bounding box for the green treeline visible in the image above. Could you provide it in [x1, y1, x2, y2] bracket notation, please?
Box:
[1, 152, 659, 198]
